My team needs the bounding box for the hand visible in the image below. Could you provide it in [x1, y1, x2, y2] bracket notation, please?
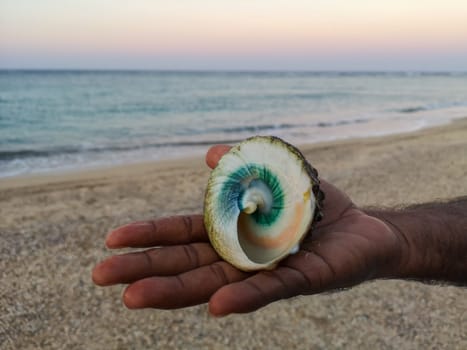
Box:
[92, 145, 402, 316]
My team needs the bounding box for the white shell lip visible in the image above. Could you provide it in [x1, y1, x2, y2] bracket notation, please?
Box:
[204, 136, 321, 271]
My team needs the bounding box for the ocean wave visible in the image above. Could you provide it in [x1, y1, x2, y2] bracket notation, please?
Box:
[316, 118, 368, 127]
[207, 118, 368, 134]
[206, 123, 302, 134]
[257, 91, 352, 100]
[395, 100, 467, 114]
[0, 118, 371, 162]
[0, 140, 239, 161]
[397, 106, 427, 114]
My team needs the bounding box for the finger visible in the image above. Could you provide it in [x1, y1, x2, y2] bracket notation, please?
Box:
[92, 243, 220, 286]
[123, 262, 250, 309]
[106, 215, 207, 248]
[206, 145, 231, 169]
[208, 266, 310, 316]
[282, 249, 338, 292]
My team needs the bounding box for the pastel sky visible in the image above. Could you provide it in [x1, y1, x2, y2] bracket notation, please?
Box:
[1, 0, 467, 70]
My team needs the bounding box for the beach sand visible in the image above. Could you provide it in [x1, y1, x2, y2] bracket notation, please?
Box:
[1, 119, 466, 349]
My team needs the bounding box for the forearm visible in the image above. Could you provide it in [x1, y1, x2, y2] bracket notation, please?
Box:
[366, 197, 467, 285]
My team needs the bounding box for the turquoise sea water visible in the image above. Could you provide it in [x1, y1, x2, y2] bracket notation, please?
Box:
[1, 71, 467, 178]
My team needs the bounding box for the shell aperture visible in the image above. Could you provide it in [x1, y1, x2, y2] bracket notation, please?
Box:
[204, 136, 323, 271]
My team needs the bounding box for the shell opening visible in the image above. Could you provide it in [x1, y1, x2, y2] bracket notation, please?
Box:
[236, 178, 288, 264]
[237, 212, 289, 264]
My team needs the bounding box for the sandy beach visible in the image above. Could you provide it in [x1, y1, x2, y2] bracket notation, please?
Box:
[1, 119, 466, 349]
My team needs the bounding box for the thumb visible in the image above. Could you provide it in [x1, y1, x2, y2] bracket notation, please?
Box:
[206, 145, 231, 169]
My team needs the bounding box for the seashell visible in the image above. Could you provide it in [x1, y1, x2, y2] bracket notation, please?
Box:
[204, 136, 324, 271]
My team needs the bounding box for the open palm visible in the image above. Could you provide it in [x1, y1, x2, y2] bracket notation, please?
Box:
[92, 146, 401, 316]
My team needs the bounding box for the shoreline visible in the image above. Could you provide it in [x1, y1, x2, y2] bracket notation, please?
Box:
[1, 115, 466, 191]
[2, 107, 467, 183]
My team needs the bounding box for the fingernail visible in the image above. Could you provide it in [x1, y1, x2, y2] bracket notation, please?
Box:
[208, 311, 225, 318]
[207, 305, 227, 318]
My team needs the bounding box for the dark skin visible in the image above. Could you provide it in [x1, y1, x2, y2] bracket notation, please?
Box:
[92, 145, 467, 316]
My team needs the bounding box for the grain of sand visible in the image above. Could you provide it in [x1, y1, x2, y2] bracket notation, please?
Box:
[1, 119, 466, 349]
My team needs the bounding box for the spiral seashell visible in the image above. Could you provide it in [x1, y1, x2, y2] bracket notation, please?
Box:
[204, 136, 324, 271]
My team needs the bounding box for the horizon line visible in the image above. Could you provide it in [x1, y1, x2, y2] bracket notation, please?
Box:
[1, 68, 467, 74]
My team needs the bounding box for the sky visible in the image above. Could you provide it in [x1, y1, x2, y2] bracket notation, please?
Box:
[1, 0, 467, 71]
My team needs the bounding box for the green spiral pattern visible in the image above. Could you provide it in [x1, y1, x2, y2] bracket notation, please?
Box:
[218, 163, 285, 227]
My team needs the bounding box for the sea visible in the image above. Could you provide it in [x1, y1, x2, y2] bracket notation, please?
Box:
[1, 70, 467, 178]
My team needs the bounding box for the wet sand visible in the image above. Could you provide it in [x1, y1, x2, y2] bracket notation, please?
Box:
[1, 119, 466, 349]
